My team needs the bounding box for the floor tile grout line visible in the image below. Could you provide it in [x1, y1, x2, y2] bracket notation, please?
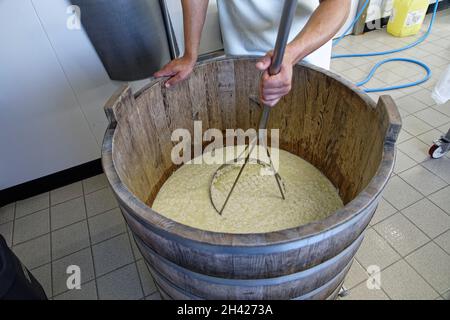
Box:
[126, 228, 146, 298]
[11, 205, 51, 222]
[401, 210, 450, 246]
[96, 259, 139, 281]
[10, 202, 121, 248]
[388, 174, 449, 213]
[404, 122, 450, 141]
[31, 226, 129, 298]
[400, 124, 441, 143]
[423, 189, 450, 216]
[397, 211, 433, 242]
[430, 106, 450, 122]
[403, 252, 448, 297]
[51, 279, 97, 300]
[48, 205, 54, 298]
[377, 193, 449, 243]
[86, 205, 122, 222]
[369, 209, 400, 229]
[81, 182, 100, 300]
[354, 245, 402, 275]
[372, 223, 431, 264]
[13, 207, 52, 227]
[381, 182, 424, 212]
[12, 205, 131, 248]
[12, 209, 53, 247]
[24, 229, 129, 273]
[83, 184, 110, 197]
[10, 202, 16, 249]
[5, 183, 110, 223]
[394, 188, 450, 236]
[14, 193, 50, 220]
[94, 260, 145, 299]
[344, 262, 393, 300]
[370, 226, 442, 297]
[379, 285, 392, 300]
[344, 260, 370, 291]
[0, 204, 15, 226]
[50, 265, 96, 298]
[409, 160, 450, 186]
[30, 231, 128, 273]
[431, 238, 450, 258]
[414, 106, 450, 122]
[12, 219, 91, 248]
[49, 181, 84, 207]
[393, 159, 418, 177]
[359, 248, 434, 299]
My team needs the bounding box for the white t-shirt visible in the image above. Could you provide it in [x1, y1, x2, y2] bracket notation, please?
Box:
[216, 0, 332, 70]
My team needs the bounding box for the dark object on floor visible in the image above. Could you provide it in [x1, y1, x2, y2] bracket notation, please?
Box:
[0, 236, 47, 300]
[70, 0, 175, 81]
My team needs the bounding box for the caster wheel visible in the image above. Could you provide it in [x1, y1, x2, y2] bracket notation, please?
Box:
[338, 286, 350, 298]
[429, 144, 446, 159]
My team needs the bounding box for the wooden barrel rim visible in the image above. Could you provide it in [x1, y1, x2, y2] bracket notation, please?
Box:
[101, 56, 400, 248]
[114, 172, 378, 255]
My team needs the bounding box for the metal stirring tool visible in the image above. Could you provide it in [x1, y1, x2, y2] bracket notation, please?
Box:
[210, 0, 298, 215]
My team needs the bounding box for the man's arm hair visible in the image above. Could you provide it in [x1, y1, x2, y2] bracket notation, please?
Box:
[181, 0, 209, 60]
[284, 0, 351, 65]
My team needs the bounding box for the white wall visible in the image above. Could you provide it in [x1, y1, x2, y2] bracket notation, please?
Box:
[0, 0, 224, 190]
[0, 0, 122, 189]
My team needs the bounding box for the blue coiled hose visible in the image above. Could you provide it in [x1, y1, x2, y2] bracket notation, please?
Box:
[332, 0, 439, 92]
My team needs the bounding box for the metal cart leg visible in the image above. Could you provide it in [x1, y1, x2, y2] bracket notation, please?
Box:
[338, 285, 350, 298]
[429, 127, 450, 159]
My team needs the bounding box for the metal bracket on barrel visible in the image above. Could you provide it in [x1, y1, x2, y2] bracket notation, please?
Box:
[377, 95, 402, 145]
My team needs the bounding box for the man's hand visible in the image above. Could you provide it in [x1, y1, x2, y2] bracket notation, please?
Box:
[154, 55, 196, 88]
[256, 50, 295, 107]
[154, 0, 209, 88]
[255, 0, 350, 106]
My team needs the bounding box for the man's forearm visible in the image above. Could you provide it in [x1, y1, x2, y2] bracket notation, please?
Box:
[286, 0, 351, 65]
[182, 0, 209, 61]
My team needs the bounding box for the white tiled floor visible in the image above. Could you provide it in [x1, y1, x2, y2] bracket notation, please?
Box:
[1, 10, 449, 300]
[336, 10, 450, 300]
[1, 177, 159, 300]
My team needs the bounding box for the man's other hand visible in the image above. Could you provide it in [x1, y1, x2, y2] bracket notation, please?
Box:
[154, 56, 196, 88]
[256, 50, 294, 107]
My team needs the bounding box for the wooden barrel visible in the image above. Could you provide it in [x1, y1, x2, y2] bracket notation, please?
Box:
[101, 57, 401, 300]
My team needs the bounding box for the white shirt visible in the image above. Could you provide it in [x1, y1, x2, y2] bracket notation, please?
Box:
[216, 0, 332, 70]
